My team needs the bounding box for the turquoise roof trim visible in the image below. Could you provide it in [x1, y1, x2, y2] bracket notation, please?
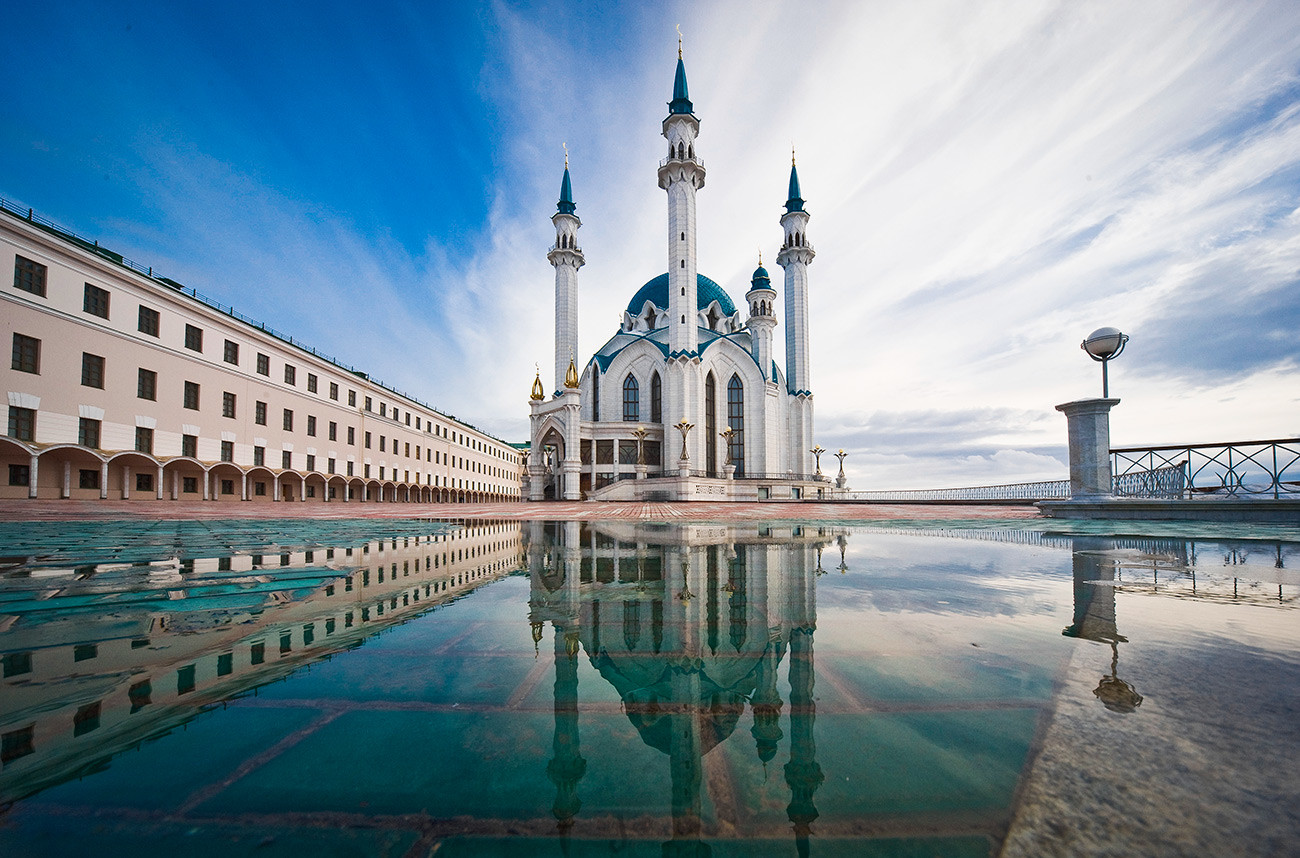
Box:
[626, 273, 736, 316]
[668, 57, 694, 115]
[557, 166, 576, 215]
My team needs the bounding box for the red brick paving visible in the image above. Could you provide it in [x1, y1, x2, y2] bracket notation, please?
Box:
[0, 498, 1043, 522]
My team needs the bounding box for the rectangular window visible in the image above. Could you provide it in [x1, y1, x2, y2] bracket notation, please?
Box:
[83, 283, 110, 318]
[380, 403, 387, 417]
[347, 426, 355, 445]
[8, 407, 35, 442]
[364, 396, 372, 412]
[138, 305, 160, 336]
[221, 478, 234, 495]
[255, 400, 267, 425]
[348, 390, 357, 407]
[307, 373, 317, 393]
[254, 480, 266, 496]
[81, 352, 105, 388]
[329, 382, 339, 400]
[327, 457, 335, 474]
[223, 391, 236, 418]
[380, 436, 386, 453]
[137, 367, 156, 400]
[346, 460, 354, 476]
[365, 431, 372, 449]
[306, 415, 316, 436]
[404, 442, 410, 457]
[182, 434, 197, 458]
[11, 333, 39, 374]
[328, 421, 337, 441]
[79, 417, 101, 448]
[281, 450, 292, 470]
[253, 446, 265, 466]
[282, 409, 293, 431]
[284, 364, 296, 385]
[13, 255, 47, 296]
[79, 468, 100, 489]
[184, 324, 203, 352]
[183, 381, 200, 410]
[135, 426, 153, 454]
[256, 353, 270, 375]
[177, 665, 195, 695]
[306, 454, 316, 471]
[135, 472, 153, 492]
[221, 440, 234, 462]
[223, 339, 239, 364]
[8, 463, 30, 485]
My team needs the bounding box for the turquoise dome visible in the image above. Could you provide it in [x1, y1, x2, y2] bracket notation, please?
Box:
[626, 273, 735, 316]
[750, 264, 771, 286]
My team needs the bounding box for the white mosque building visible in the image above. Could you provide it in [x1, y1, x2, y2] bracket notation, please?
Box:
[527, 50, 831, 502]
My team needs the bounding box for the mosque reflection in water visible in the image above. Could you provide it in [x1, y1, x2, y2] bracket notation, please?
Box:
[526, 520, 835, 856]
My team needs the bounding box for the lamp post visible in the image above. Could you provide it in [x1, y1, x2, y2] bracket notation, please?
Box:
[719, 427, 736, 479]
[674, 420, 694, 462]
[810, 445, 825, 478]
[834, 449, 847, 489]
[1081, 327, 1129, 398]
[631, 426, 648, 481]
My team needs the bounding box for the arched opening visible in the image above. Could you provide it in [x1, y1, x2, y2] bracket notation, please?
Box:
[106, 452, 163, 501]
[705, 373, 717, 475]
[209, 462, 245, 503]
[539, 427, 566, 501]
[623, 373, 639, 422]
[728, 374, 745, 477]
[36, 445, 106, 500]
[650, 372, 662, 423]
[0, 436, 35, 500]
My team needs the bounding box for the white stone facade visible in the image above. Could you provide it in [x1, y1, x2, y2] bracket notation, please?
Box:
[528, 56, 829, 502]
[1, 204, 523, 503]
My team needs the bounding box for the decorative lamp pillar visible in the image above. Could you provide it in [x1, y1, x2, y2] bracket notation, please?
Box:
[720, 427, 736, 479]
[836, 534, 848, 574]
[834, 449, 847, 489]
[675, 420, 694, 479]
[810, 445, 825, 478]
[1057, 398, 1120, 499]
[632, 426, 649, 480]
[1081, 327, 1128, 399]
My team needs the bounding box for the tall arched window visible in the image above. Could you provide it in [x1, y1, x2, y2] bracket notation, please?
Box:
[623, 374, 639, 421]
[591, 368, 600, 422]
[704, 373, 717, 474]
[727, 374, 744, 477]
[650, 372, 662, 422]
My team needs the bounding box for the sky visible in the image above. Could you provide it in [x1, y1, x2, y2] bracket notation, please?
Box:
[3, 0, 1298, 489]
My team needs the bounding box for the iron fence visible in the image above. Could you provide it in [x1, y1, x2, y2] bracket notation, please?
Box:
[1111, 438, 1300, 499]
[844, 478, 1071, 502]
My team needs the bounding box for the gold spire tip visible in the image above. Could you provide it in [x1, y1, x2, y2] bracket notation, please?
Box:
[563, 141, 568, 169]
[791, 144, 796, 166]
[677, 24, 683, 58]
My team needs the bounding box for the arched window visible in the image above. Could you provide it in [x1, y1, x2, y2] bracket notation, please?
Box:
[704, 373, 717, 474]
[591, 367, 600, 422]
[623, 374, 639, 422]
[727, 374, 744, 477]
[650, 372, 662, 422]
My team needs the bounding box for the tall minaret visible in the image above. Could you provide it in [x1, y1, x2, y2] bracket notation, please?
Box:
[657, 39, 706, 359]
[777, 151, 815, 472]
[746, 254, 777, 381]
[777, 151, 814, 394]
[548, 152, 584, 394]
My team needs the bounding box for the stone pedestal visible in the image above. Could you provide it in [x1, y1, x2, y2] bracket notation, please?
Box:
[1056, 398, 1119, 499]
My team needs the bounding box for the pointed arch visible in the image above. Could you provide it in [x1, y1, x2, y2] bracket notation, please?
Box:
[704, 372, 717, 474]
[622, 373, 640, 422]
[650, 371, 662, 423]
[727, 373, 745, 477]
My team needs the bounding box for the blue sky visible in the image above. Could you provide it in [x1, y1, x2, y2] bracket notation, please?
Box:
[4, 0, 1299, 488]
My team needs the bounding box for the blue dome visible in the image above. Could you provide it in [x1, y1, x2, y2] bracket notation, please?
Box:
[626, 273, 735, 316]
[750, 264, 771, 286]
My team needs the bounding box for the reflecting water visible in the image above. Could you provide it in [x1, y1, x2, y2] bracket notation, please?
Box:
[0, 519, 1296, 856]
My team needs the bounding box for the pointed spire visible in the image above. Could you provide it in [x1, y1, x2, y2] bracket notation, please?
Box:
[557, 145, 576, 215]
[785, 147, 805, 213]
[531, 365, 546, 400]
[668, 30, 694, 115]
[564, 351, 580, 388]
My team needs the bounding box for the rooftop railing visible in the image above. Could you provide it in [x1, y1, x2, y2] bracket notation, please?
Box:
[0, 196, 510, 448]
[1112, 438, 1300, 499]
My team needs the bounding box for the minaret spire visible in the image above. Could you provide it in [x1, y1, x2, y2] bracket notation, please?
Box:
[548, 151, 584, 394]
[777, 151, 815, 473]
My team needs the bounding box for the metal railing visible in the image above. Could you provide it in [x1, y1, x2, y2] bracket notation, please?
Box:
[1112, 438, 1300, 499]
[844, 478, 1071, 503]
[683, 470, 829, 481]
[0, 196, 510, 447]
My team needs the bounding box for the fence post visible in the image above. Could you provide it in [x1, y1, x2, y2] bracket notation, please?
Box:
[1056, 398, 1120, 499]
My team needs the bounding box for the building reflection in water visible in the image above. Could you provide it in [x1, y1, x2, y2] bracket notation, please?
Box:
[0, 520, 523, 803]
[1062, 538, 1143, 713]
[526, 520, 839, 857]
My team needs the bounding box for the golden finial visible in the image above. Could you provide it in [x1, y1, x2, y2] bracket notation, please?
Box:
[564, 349, 580, 388]
[563, 141, 568, 169]
[677, 24, 683, 58]
[530, 363, 545, 400]
[758, 247, 762, 266]
[792, 144, 797, 166]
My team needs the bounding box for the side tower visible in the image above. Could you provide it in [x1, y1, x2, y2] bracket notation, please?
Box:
[548, 156, 584, 394]
[746, 257, 777, 382]
[776, 153, 815, 473]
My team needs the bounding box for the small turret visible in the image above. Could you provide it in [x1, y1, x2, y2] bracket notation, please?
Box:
[746, 252, 778, 382]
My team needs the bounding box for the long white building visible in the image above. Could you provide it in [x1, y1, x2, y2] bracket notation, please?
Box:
[1, 201, 522, 503]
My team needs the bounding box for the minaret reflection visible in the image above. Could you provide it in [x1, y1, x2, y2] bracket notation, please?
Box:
[525, 522, 837, 854]
[1063, 538, 1143, 713]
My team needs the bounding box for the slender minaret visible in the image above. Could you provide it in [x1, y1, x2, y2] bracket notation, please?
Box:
[746, 254, 777, 381]
[777, 151, 815, 473]
[548, 152, 584, 394]
[658, 40, 706, 359]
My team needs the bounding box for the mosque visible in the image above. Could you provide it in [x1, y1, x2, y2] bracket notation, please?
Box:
[527, 48, 831, 502]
